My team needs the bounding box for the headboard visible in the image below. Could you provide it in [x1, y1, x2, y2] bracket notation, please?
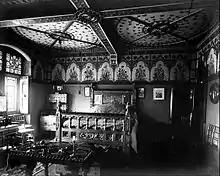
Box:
[48, 84, 137, 154]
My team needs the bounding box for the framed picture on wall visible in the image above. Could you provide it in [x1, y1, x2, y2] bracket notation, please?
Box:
[84, 87, 91, 97]
[94, 94, 103, 104]
[153, 88, 165, 100]
[138, 88, 145, 98]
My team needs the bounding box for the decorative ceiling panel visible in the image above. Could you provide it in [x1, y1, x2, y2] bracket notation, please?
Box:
[13, 21, 100, 50]
[116, 9, 209, 46]
[0, 0, 217, 55]
[0, 0, 53, 5]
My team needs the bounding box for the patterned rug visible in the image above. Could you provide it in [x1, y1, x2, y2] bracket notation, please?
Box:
[0, 162, 46, 176]
[0, 165, 25, 176]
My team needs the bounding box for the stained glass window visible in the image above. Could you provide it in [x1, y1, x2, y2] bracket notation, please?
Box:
[6, 53, 22, 74]
[0, 50, 2, 71]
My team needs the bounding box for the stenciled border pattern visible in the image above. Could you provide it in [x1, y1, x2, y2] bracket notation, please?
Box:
[48, 52, 196, 83]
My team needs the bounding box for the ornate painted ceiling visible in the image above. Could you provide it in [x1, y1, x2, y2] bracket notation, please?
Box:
[0, 0, 53, 5]
[0, 0, 219, 61]
[116, 9, 210, 46]
[14, 21, 101, 50]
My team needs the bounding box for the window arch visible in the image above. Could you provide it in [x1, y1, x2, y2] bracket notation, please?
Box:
[0, 46, 29, 114]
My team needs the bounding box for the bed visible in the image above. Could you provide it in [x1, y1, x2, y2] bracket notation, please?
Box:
[56, 112, 131, 154]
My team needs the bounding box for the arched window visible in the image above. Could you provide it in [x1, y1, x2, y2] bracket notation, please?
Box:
[6, 53, 22, 74]
[0, 47, 29, 114]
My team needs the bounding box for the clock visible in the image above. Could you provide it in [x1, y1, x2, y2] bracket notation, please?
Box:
[209, 83, 219, 104]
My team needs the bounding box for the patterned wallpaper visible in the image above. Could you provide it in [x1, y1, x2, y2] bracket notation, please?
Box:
[197, 24, 219, 77]
[32, 52, 197, 83]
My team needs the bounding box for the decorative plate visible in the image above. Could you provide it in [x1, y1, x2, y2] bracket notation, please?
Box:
[209, 82, 219, 104]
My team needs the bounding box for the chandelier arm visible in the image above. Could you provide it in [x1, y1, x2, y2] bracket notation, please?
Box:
[127, 16, 152, 27]
[17, 26, 103, 47]
[127, 16, 170, 33]
[50, 21, 75, 47]
[170, 8, 203, 25]
[18, 26, 55, 36]
[131, 33, 150, 43]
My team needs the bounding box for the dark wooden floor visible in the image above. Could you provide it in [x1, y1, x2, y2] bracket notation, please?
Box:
[41, 142, 218, 176]
[0, 141, 218, 176]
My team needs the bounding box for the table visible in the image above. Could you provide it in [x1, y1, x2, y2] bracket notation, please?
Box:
[8, 142, 96, 176]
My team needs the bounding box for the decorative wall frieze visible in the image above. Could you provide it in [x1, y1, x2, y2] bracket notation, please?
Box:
[170, 53, 190, 60]
[196, 23, 219, 82]
[52, 64, 66, 82]
[170, 60, 189, 81]
[66, 63, 80, 82]
[49, 52, 196, 83]
[132, 61, 150, 81]
[207, 48, 218, 76]
[82, 63, 97, 82]
[197, 24, 219, 50]
[151, 61, 169, 81]
[151, 54, 170, 61]
[115, 62, 131, 81]
[52, 55, 110, 66]
[33, 60, 44, 81]
[98, 62, 113, 81]
[131, 54, 151, 62]
[122, 55, 132, 62]
[197, 33, 220, 59]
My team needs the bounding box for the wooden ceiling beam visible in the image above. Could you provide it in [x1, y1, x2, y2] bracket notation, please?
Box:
[0, 1, 215, 28]
[101, 1, 216, 18]
[68, 0, 118, 65]
[0, 14, 77, 28]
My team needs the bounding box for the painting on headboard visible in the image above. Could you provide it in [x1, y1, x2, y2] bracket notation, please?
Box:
[90, 90, 133, 114]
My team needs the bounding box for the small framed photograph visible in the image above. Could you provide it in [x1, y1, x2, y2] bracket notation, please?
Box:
[57, 85, 63, 91]
[84, 87, 91, 97]
[53, 85, 63, 92]
[153, 88, 165, 100]
[94, 94, 103, 104]
[138, 88, 145, 98]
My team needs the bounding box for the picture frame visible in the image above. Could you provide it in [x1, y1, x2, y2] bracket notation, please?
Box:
[84, 86, 91, 97]
[153, 88, 165, 100]
[138, 88, 145, 98]
[94, 94, 103, 104]
[53, 85, 63, 92]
